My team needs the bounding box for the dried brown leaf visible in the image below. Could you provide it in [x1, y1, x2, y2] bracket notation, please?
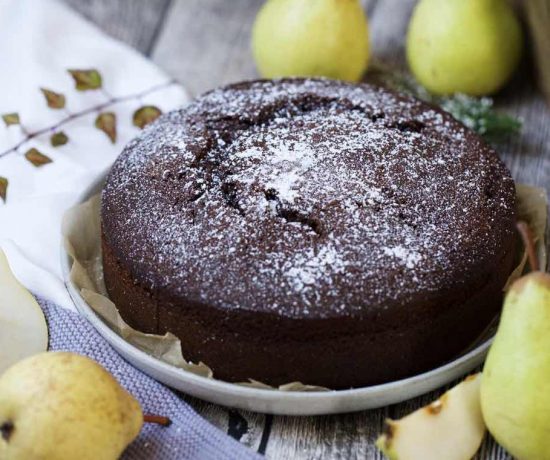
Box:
[50, 131, 69, 147]
[40, 88, 66, 109]
[133, 105, 162, 129]
[68, 69, 102, 91]
[25, 148, 52, 167]
[2, 113, 20, 126]
[95, 112, 116, 143]
[0, 177, 7, 203]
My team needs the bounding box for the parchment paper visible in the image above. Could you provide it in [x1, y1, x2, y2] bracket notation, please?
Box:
[62, 184, 548, 391]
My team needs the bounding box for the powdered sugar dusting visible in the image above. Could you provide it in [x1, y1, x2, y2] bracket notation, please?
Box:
[383, 246, 422, 269]
[284, 245, 348, 306]
[237, 139, 317, 203]
[102, 78, 516, 319]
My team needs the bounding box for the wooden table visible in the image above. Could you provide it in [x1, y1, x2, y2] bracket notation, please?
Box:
[61, 0, 550, 458]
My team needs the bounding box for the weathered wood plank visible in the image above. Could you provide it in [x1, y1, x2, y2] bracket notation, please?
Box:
[152, 0, 261, 96]
[182, 395, 267, 453]
[61, 0, 172, 55]
[263, 409, 390, 460]
[497, 74, 550, 190]
[369, 0, 416, 68]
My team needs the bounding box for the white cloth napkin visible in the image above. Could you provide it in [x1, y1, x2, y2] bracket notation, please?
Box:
[0, 0, 189, 309]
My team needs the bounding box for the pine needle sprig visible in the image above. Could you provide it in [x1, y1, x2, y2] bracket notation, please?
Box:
[439, 95, 521, 143]
[369, 65, 521, 143]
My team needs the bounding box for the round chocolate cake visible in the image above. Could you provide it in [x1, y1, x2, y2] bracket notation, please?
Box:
[101, 78, 516, 389]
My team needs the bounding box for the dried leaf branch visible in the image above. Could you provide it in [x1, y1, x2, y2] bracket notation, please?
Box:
[0, 69, 173, 202]
[68, 69, 103, 91]
[2, 113, 20, 126]
[95, 112, 117, 143]
[50, 132, 69, 147]
[0, 78, 175, 160]
[0, 177, 8, 203]
[133, 106, 162, 129]
[40, 88, 66, 109]
[24, 148, 52, 167]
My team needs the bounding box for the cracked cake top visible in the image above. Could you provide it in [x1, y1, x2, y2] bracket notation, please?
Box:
[101, 78, 516, 319]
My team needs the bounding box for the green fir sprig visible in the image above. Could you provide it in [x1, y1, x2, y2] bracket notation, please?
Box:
[369, 65, 522, 143]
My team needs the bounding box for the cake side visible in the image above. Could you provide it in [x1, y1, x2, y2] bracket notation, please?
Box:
[102, 232, 515, 388]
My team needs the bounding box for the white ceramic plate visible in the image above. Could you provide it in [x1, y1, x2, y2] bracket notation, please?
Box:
[60, 176, 492, 415]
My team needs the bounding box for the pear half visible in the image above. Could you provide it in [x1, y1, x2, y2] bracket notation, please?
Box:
[376, 374, 485, 460]
[0, 249, 48, 374]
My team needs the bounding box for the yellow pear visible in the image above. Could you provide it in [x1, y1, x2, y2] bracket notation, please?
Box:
[376, 374, 485, 460]
[0, 249, 48, 374]
[0, 352, 143, 460]
[252, 0, 370, 82]
[481, 271, 550, 460]
[407, 0, 523, 96]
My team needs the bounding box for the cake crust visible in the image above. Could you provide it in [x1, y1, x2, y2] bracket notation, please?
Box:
[101, 79, 516, 388]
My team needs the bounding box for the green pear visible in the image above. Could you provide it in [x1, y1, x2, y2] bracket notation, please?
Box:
[0, 352, 143, 460]
[406, 0, 523, 96]
[0, 249, 48, 374]
[252, 0, 370, 82]
[376, 374, 485, 460]
[481, 272, 550, 460]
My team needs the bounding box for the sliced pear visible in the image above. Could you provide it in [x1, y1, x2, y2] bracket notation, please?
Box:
[376, 373, 485, 460]
[0, 249, 48, 375]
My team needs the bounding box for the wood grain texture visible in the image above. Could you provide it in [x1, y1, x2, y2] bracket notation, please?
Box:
[63, 0, 549, 458]
[181, 394, 267, 453]
[62, 0, 173, 55]
[152, 0, 262, 96]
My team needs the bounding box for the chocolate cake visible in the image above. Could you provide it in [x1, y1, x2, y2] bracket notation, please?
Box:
[101, 78, 516, 389]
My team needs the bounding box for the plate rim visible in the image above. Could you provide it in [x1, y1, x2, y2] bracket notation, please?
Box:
[60, 174, 492, 415]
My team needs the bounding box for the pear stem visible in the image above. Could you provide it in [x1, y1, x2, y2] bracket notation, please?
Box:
[143, 414, 172, 427]
[516, 221, 539, 272]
